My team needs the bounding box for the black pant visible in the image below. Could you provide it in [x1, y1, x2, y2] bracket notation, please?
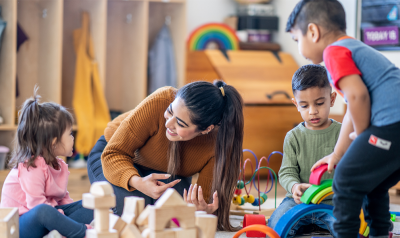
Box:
[87, 136, 192, 216]
[333, 121, 400, 238]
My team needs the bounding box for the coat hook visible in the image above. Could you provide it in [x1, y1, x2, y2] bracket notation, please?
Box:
[126, 14, 132, 24]
[165, 16, 171, 25]
[42, 9, 47, 18]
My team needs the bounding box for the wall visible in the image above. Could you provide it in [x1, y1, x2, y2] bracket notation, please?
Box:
[271, 0, 358, 66]
[186, 0, 236, 36]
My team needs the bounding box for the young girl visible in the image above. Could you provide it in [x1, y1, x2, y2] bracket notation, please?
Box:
[1, 89, 93, 238]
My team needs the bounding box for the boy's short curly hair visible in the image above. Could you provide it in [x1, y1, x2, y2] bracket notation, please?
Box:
[286, 0, 346, 35]
[292, 64, 331, 94]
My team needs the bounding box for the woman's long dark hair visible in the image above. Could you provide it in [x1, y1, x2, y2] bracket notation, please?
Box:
[168, 80, 243, 231]
[8, 87, 74, 170]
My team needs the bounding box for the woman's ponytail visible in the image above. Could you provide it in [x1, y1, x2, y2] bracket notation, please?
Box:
[175, 80, 244, 231]
[211, 81, 243, 231]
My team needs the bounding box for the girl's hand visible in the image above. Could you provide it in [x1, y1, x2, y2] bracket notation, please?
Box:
[291, 183, 312, 204]
[311, 152, 342, 174]
[183, 184, 218, 214]
[129, 174, 181, 199]
[58, 209, 65, 215]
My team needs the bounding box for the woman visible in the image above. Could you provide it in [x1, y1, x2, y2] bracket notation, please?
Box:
[87, 81, 243, 231]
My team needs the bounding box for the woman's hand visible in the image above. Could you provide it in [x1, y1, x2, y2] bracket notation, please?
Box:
[311, 152, 342, 174]
[129, 174, 181, 199]
[291, 183, 311, 204]
[183, 184, 218, 214]
[58, 209, 65, 215]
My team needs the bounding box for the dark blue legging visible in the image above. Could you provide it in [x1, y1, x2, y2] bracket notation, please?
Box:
[87, 135, 192, 216]
[333, 121, 400, 238]
[19, 201, 93, 238]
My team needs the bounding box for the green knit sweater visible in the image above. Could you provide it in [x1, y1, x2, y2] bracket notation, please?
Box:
[279, 119, 341, 205]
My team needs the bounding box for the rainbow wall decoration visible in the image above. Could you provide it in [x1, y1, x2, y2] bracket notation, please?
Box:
[187, 23, 240, 51]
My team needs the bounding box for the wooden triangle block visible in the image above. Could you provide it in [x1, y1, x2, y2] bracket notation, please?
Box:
[154, 188, 186, 208]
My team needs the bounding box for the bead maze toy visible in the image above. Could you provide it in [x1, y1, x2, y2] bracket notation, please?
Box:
[83, 182, 218, 238]
[231, 150, 282, 217]
[273, 164, 370, 238]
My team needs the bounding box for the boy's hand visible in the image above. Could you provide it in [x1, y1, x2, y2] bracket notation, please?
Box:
[349, 132, 357, 140]
[292, 183, 312, 204]
[311, 152, 341, 173]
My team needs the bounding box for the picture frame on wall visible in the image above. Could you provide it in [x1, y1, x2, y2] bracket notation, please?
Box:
[357, 0, 400, 51]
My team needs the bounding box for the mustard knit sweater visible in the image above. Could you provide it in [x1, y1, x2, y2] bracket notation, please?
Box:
[102, 87, 216, 201]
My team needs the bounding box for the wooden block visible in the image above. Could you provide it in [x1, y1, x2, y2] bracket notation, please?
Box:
[120, 224, 142, 238]
[90, 181, 114, 197]
[138, 224, 148, 232]
[195, 214, 218, 238]
[136, 205, 152, 226]
[149, 229, 175, 238]
[83, 193, 116, 209]
[154, 188, 186, 208]
[174, 228, 197, 238]
[195, 211, 207, 216]
[95, 209, 110, 233]
[166, 220, 179, 228]
[149, 205, 196, 231]
[86, 229, 118, 238]
[121, 197, 145, 224]
[141, 228, 151, 238]
[0, 208, 19, 238]
[109, 214, 126, 234]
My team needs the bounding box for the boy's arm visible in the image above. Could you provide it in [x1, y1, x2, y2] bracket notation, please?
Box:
[338, 74, 371, 136]
[279, 133, 301, 195]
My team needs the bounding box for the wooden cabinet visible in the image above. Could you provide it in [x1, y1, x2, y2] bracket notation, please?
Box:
[0, 0, 186, 157]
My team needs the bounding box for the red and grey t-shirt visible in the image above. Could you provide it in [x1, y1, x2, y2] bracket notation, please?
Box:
[323, 37, 400, 127]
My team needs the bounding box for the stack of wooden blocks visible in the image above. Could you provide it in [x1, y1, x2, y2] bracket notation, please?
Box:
[83, 182, 218, 238]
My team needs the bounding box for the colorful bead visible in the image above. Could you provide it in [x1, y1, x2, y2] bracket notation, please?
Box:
[243, 194, 255, 203]
[252, 198, 260, 206]
[232, 196, 240, 205]
[260, 193, 268, 202]
[237, 180, 244, 189]
[239, 197, 245, 206]
[234, 188, 242, 195]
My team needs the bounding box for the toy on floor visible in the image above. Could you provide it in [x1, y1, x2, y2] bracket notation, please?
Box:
[233, 224, 280, 238]
[83, 181, 118, 238]
[0, 207, 19, 238]
[83, 182, 218, 238]
[273, 165, 370, 238]
[243, 214, 267, 237]
[233, 150, 281, 209]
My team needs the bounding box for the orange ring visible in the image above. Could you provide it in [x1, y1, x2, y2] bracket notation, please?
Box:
[316, 191, 334, 204]
[233, 224, 280, 238]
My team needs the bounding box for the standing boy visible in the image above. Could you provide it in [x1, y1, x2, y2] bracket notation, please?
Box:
[287, 1, 400, 238]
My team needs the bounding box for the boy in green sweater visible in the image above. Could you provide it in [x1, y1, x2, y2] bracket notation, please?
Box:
[268, 64, 341, 237]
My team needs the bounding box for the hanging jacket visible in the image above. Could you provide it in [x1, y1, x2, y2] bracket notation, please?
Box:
[148, 24, 177, 95]
[72, 12, 110, 155]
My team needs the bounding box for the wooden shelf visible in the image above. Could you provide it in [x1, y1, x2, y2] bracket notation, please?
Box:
[106, 0, 148, 112]
[0, 125, 17, 131]
[17, 0, 63, 106]
[0, 0, 16, 126]
[62, 0, 107, 112]
[149, 1, 186, 88]
[0, 0, 187, 154]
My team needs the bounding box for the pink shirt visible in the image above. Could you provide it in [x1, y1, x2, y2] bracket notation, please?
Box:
[1, 157, 73, 215]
